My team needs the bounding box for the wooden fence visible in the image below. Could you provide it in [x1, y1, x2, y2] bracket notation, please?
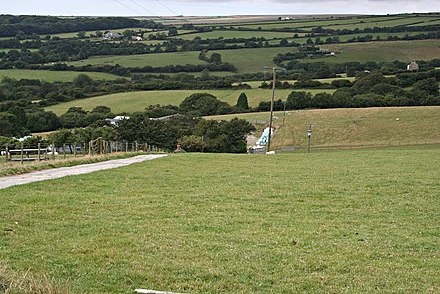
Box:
[2, 139, 164, 164]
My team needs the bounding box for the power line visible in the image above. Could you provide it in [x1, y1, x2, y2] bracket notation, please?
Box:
[152, 0, 178, 15]
[128, 0, 158, 16]
[113, 0, 142, 16]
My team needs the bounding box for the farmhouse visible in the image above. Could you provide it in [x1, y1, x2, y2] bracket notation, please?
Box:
[103, 31, 122, 39]
[407, 61, 419, 71]
[131, 36, 143, 41]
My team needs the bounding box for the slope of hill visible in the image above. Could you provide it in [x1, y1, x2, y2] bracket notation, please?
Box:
[207, 106, 440, 149]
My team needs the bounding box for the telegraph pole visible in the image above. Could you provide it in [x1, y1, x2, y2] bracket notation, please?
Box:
[267, 67, 276, 152]
[265, 66, 285, 152]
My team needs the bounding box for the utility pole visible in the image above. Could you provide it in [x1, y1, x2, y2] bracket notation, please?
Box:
[265, 66, 285, 152]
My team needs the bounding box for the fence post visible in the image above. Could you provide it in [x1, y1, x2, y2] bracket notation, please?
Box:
[38, 143, 41, 162]
[74, 142, 77, 157]
[5, 145, 9, 162]
[89, 141, 92, 156]
[20, 142, 24, 164]
[51, 142, 55, 160]
[125, 143, 128, 153]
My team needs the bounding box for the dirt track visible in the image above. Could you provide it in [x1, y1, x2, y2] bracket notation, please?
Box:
[0, 154, 167, 190]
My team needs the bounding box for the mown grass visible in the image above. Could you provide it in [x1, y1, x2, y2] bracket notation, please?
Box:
[207, 106, 440, 149]
[1, 148, 439, 293]
[0, 69, 124, 82]
[45, 88, 335, 115]
[301, 39, 440, 63]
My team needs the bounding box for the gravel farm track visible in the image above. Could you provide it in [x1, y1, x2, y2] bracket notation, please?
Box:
[0, 154, 167, 190]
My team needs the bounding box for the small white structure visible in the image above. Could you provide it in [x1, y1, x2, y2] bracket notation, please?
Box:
[106, 116, 130, 126]
[103, 32, 122, 39]
[131, 36, 143, 41]
[407, 61, 419, 71]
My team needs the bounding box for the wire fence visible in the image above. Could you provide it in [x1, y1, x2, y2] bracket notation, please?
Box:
[1, 139, 165, 164]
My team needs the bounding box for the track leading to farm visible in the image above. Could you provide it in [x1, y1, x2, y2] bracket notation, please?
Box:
[0, 154, 167, 190]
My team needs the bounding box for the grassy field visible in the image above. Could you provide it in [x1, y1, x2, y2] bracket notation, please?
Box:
[0, 69, 124, 82]
[45, 88, 335, 115]
[287, 31, 439, 45]
[207, 106, 440, 149]
[230, 15, 438, 30]
[70, 47, 297, 73]
[300, 39, 440, 63]
[212, 47, 297, 73]
[70, 51, 206, 67]
[177, 30, 299, 40]
[1, 148, 439, 293]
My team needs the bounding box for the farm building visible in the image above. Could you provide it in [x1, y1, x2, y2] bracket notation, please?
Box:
[407, 61, 419, 71]
[103, 32, 122, 39]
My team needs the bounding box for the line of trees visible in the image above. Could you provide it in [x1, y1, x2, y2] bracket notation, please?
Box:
[0, 15, 163, 37]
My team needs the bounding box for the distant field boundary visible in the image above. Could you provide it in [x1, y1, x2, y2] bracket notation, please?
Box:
[277, 142, 440, 152]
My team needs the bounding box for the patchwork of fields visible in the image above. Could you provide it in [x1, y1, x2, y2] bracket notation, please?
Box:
[45, 88, 336, 115]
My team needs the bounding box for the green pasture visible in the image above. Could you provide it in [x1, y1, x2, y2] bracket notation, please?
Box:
[300, 39, 440, 63]
[177, 30, 298, 40]
[289, 31, 439, 45]
[70, 51, 206, 67]
[409, 18, 440, 26]
[1, 147, 439, 293]
[208, 106, 440, 149]
[45, 88, 335, 115]
[70, 47, 298, 73]
[0, 69, 124, 82]
[212, 47, 298, 73]
[325, 16, 439, 30]
[229, 15, 411, 30]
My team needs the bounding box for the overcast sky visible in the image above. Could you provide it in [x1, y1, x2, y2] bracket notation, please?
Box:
[2, 0, 439, 16]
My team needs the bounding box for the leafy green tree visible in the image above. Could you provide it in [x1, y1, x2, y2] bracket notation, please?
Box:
[200, 69, 211, 81]
[0, 113, 17, 137]
[286, 91, 312, 109]
[236, 93, 249, 110]
[209, 53, 222, 64]
[178, 135, 205, 152]
[168, 28, 178, 36]
[352, 72, 387, 94]
[412, 78, 439, 96]
[73, 74, 94, 88]
[179, 93, 231, 116]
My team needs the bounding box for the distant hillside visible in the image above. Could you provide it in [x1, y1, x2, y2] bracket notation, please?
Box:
[207, 106, 440, 149]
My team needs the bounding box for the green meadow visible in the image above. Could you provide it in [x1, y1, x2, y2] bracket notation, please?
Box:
[70, 47, 297, 73]
[70, 51, 206, 68]
[45, 88, 336, 115]
[177, 30, 298, 40]
[300, 39, 440, 63]
[1, 148, 439, 293]
[0, 69, 124, 82]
